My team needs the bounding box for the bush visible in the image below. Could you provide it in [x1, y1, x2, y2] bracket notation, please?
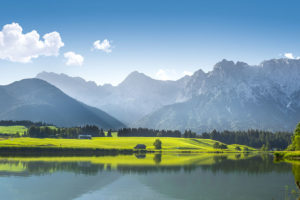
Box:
[213, 142, 220, 149]
[213, 142, 227, 149]
[274, 152, 285, 161]
[235, 146, 241, 151]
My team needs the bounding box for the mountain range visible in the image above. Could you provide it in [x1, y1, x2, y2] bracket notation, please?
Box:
[36, 71, 187, 124]
[0, 79, 124, 129]
[36, 58, 300, 132]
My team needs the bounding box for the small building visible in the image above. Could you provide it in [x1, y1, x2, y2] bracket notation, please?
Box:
[134, 144, 146, 150]
[78, 134, 92, 139]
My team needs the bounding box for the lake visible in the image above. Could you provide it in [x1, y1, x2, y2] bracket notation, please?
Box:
[0, 153, 298, 200]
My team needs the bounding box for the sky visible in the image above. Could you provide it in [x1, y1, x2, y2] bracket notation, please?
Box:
[1, 0, 300, 85]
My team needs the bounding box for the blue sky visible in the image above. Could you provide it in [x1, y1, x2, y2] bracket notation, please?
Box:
[0, 0, 300, 85]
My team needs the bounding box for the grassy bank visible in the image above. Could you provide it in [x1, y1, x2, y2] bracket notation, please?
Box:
[0, 137, 255, 154]
[274, 151, 300, 161]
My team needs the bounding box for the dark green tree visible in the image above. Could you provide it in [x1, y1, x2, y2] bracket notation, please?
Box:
[153, 139, 162, 149]
[288, 122, 300, 150]
[99, 128, 105, 137]
[107, 129, 112, 137]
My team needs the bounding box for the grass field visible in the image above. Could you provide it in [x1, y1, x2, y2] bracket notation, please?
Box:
[0, 125, 58, 136]
[0, 137, 255, 152]
[0, 126, 27, 135]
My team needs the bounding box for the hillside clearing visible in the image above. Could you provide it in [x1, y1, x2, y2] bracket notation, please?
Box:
[0, 126, 27, 135]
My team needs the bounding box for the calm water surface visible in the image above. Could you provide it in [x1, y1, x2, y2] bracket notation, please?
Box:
[0, 153, 298, 200]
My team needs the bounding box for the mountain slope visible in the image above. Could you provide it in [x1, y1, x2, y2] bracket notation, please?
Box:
[37, 71, 184, 124]
[0, 79, 125, 129]
[136, 59, 300, 132]
[37, 58, 300, 132]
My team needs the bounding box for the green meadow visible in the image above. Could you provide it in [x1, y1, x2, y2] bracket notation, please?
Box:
[0, 125, 58, 136]
[0, 137, 255, 152]
[0, 125, 256, 153]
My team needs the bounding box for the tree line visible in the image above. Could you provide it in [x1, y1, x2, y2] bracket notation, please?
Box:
[26, 126, 292, 149]
[117, 128, 182, 137]
[27, 125, 107, 138]
[0, 120, 52, 127]
[199, 129, 292, 150]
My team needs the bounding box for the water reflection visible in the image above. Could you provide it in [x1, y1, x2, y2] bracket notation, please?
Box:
[153, 153, 162, 164]
[0, 153, 298, 200]
[0, 153, 290, 176]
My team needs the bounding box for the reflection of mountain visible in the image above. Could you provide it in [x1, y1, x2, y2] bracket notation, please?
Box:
[0, 155, 296, 200]
[138, 169, 291, 200]
[137, 156, 294, 200]
[0, 169, 121, 200]
[75, 175, 177, 200]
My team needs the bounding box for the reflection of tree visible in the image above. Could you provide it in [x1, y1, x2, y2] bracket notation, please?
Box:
[292, 164, 300, 196]
[0, 155, 294, 177]
[213, 155, 228, 163]
[117, 165, 181, 174]
[202, 155, 291, 175]
[153, 154, 162, 164]
[135, 153, 146, 159]
[25, 161, 104, 175]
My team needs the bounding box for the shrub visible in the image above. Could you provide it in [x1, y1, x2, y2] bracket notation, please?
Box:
[213, 142, 227, 149]
[274, 152, 285, 161]
[213, 142, 220, 149]
[235, 146, 241, 151]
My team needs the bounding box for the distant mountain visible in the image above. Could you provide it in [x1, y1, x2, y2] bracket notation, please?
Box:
[37, 58, 300, 132]
[0, 79, 125, 129]
[37, 71, 184, 124]
[137, 59, 300, 132]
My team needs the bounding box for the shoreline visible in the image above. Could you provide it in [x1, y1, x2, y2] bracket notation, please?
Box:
[274, 151, 300, 161]
[0, 146, 254, 156]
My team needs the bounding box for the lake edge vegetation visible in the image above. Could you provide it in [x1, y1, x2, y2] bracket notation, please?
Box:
[274, 122, 300, 161]
[0, 120, 294, 154]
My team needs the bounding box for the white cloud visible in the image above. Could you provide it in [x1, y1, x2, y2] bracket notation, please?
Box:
[284, 53, 295, 59]
[155, 69, 170, 80]
[93, 39, 112, 53]
[0, 22, 64, 63]
[64, 51, 84, 66]
[183, 70, 193, 76]
[155, 69, 194, 80]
